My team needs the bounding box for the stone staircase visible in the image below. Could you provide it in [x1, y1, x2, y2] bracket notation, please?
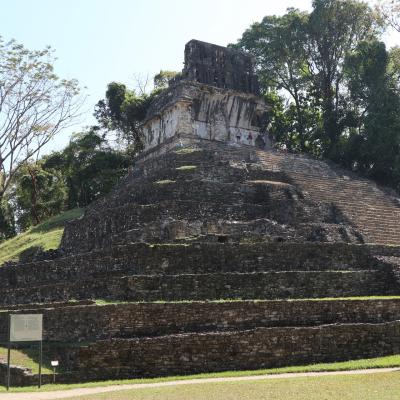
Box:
[256, 151, 400, 245]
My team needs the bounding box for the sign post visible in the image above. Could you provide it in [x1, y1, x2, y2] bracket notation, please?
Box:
[6, 315, 11, 391]
[6, 314, 43, 390]
[51, 360, 59, 383]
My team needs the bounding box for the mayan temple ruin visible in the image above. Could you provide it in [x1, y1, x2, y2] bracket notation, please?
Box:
[1, 40, 400, 385]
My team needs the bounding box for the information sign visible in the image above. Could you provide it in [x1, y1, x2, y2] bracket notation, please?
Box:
[9, 314, 43, 342]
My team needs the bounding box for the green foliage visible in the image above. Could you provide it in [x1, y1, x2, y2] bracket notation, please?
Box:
[236, 0, 400, 191]
[307, 0, 381, 157]
[12, 162, 67, 230]
[44, 129, 131, 209]
[154, 70, 180, 90]
[94, 82, 150, 148]
[95, 82, 154, 150]
[1, 128, 131, 235]
[0, 36, 82, 201]
[0, 198, 15, 242]
[343, 40, 400, 188]
[95, 72, 178, 150]
[233, 9, 316, 152]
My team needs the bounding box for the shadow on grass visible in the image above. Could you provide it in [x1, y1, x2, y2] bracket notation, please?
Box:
[30, 208, 84, 234]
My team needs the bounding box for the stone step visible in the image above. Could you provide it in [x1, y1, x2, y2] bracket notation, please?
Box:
[61, 200, 332, 253]
[0, 270, 397, 305]
[93, 178, 301, 209]
[121, 162, 289, 190]
[2, 299, 400, 343]
[52, 320, 400, 380]
[1, 242, 390, 290]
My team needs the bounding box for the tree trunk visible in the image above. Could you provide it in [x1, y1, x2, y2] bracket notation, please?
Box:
[27, 166, 41, 226]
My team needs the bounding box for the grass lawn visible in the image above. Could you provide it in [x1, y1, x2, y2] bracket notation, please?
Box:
[62, 372, 400, 400]
[0, 346, 53, 374]
[2, 354, 400, 393]
[0, 208, 83, 265]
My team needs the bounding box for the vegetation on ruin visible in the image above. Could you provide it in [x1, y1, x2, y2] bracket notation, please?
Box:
[2, 355, 400, 394]
[175, 165, 197, 171]
[94, 71, 179, 148]
[0, 208, 82, 265]
[92, 296, 400, 305]
[173, 148, 202, 154]
[154, 179, 176, 185]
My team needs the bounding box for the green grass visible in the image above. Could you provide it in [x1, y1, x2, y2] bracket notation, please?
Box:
[0, 347, 53, 374]
[94, 299, 130, 306]
[175, 165, 197, 171]
[154, 179, 176, 185]
[2, 354, 400, 393]
[93, 296, 400, 306]
[0, 208, 83, 265]
[59, 372, 400, 400]
[173, 148, 201, 154]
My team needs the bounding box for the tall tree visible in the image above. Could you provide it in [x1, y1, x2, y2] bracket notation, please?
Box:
[344, 40, 400, 189]
[234, 9, 315, 152]
[377, 0, 400, 32]
[306, 0, 381, 158]
[94, 82, 152, 150]
[235, 0, 382, 159]
[95, 73, 177, 150]
[44, 129, 131, 208]
[0, 198, 15, 241]
[12, 161, 67, 230]
[0, 37, 83, 201]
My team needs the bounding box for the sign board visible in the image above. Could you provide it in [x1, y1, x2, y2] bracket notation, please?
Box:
[9, 314, 43, 342]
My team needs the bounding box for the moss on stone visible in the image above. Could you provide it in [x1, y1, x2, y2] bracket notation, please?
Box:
[175, 165, 197, 171]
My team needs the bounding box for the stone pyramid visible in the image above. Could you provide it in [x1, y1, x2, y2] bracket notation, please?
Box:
[1, 40, 400, 385]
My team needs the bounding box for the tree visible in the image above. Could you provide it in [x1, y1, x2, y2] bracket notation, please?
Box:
[306, 0, 380, 158]
[234, 9, 316, 152]
[377, 0, 400, 32]
[12, 161, 67, 230]
[0, 198, 15, 241]
[95, 72, 177, 150]
[153, 70, 179, 90]
[0, 37, 83, 201]
[344, 39, 400, 189]
[94, 82, 151, 150]
[44, 129, 131, 208]
[235, 0, 381, 159]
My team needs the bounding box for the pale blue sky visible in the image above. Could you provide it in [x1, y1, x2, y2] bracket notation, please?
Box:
[2, 0, 398, 153]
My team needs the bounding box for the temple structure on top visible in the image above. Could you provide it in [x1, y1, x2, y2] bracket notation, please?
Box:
[142, 39, 271, 151]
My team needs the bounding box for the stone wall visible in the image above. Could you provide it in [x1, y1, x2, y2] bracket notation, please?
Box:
[0, 242, 398, 306]
[57, 321, 400, 379]
[2, 299, 400, 343]
[141, 40, 269, 151]
[1, 269, 397, 306]
[182, 40, 260, 95]
[142, 82, 269, 151]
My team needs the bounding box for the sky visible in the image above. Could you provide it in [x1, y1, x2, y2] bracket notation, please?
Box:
[2, 0, 399, 153]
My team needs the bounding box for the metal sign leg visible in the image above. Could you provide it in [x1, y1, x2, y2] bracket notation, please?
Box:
[6, 315, 11, 391]
[38, 340, 42, 388]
